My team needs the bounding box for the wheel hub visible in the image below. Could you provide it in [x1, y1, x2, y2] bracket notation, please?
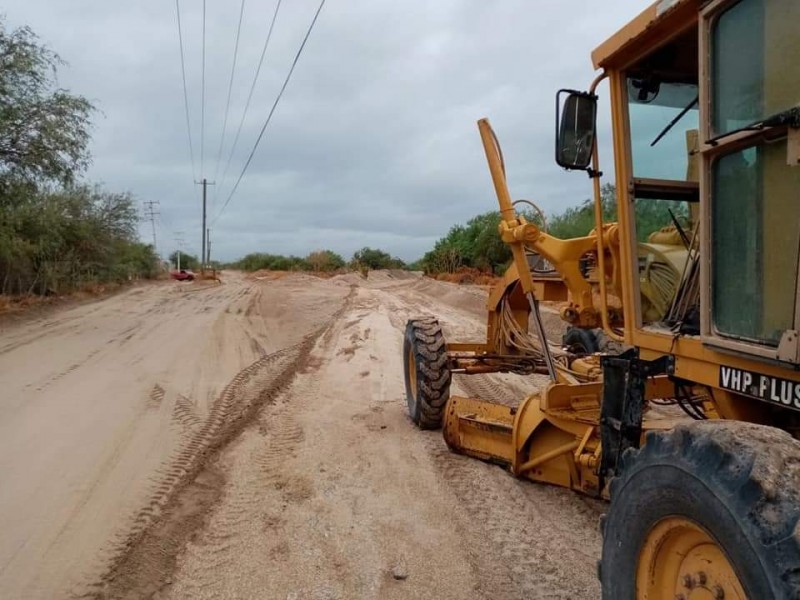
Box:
[407, 345, 417, 400]
[637, 517, 746, 600]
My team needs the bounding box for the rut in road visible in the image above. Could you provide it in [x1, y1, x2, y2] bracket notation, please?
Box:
[0, 274, 351, 598]
[10, 272, 606, 599]
[91, 286, 357, 599]
[160, 283, 603, 600]
[424, 437, 603, 599]
[165, 289, 479, 599]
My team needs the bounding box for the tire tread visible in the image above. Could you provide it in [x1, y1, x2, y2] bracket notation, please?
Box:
[403, 317, 451, 430]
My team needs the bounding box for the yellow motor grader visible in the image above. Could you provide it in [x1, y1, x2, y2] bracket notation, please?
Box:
[403, 0, 800, 597]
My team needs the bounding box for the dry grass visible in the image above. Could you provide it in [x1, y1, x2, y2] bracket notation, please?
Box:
[0, 293, 53, 315]
[433, 267, 499, 286]
[0, 281, 126, 316]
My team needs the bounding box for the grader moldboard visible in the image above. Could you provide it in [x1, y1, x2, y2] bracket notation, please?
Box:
[403, 1, 800, 597]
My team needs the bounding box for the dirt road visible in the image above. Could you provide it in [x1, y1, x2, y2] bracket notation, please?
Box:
[0, 271, 602, 599]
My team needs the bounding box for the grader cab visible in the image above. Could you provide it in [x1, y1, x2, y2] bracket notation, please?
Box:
[404, 0, 800, 597]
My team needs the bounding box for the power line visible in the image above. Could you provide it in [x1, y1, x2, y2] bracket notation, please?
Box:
[174, 0, 196, 182]
[214, 0, 326, 225]
[156, 213, 173, 243]
[213, 0, 247, 184]
[217, 0, 284, 196]
[200, 0, 207, 177]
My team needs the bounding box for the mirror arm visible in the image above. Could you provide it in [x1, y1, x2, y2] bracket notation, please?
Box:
[584, 74, 606, 177]
[587, 71, 624, 343]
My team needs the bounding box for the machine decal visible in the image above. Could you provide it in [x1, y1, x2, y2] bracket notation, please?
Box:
[719, 366, 800, 410]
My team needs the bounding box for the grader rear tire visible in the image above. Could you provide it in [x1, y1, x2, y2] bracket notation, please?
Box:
[403, 317, 451, 430]
[599, 421, 800, 600]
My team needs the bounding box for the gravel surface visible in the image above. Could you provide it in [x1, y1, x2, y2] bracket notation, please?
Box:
[0, 271, 601, 599]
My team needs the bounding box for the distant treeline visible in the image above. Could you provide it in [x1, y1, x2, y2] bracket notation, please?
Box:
[0, 21, 158, 296]
[208, 183, 684, 280]
[227, 247, 406, 273]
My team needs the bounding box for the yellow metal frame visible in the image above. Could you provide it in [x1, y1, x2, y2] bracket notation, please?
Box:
[444, 374, 678, 497]
[603, 0, 800, 421]
[473, 118, 626, 360]
[442, 0, 800, 504]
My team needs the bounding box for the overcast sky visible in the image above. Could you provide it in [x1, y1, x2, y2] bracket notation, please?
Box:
[3, 0, 649, 262]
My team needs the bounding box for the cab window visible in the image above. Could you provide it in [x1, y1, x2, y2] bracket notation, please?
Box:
[712, 0, 800, 135]
[709, 0, 800, 346]
[625, 27, 700, 329]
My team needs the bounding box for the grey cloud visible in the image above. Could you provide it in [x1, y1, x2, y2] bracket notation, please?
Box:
[4, 0, 647, 262]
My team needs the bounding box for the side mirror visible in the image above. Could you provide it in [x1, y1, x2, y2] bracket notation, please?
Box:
[555, 90, 597, 171]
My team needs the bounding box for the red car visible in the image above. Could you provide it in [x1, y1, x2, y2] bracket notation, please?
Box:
[170, 269, 195, 281]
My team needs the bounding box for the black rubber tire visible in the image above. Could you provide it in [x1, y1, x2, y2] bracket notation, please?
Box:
[599, 421, 800, 599]
[403, 317, 451, 430]
[562, 326, 598, 354]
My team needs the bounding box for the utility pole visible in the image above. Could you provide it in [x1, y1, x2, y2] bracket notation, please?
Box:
[143, 200, 160, 255]
[206, 228, 211, 265]
[195, 179, 215, 271]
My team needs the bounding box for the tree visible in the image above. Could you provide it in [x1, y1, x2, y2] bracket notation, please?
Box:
[547, 184, 687, 242]
[418, 211, 513, 275]
[547, 183, 617, 239]
[307, 249, 345, 272]
[0, 20, 94, 188]
[227, 252, 310, 272]
[0, 185, 157, 294]
[0, 22, 157, 297]
[417, 183, 692, 276]
[169, 251, 199, 271]
[115, 241, 160, 280]
[351, 247, 406, 270]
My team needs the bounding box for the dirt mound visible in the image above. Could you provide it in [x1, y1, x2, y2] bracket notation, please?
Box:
[247, 269, 346, 281]
[329, 272, 365, 286]
[248, 269, 290, 281]
[403, 276, 488, 316]
[384, 269, 419, 280]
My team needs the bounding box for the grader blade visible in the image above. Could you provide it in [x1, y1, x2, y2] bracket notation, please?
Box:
[442, 390, 605, 496]
[442, 395, 515, 466]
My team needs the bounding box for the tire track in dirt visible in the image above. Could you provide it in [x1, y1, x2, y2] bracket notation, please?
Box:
[147, 384, 166, 410]
[131, 278, 603, 599]
[0, 322, 84, 356]
[85, 286, 357, 599]
[0, 285, 169, 356]
[169, 400, 310, 599]
[33, 348, 103, 392]
[165, 288, 442, 600]
[424, 434, 603, 599]
[87, 346, 309, 598]
[371, 279, 603, 599]
[454, 373, 522, 407]
[171, 395, 203, 433]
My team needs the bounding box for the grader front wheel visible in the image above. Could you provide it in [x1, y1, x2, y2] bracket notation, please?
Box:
[600, 421, 800, 599]
[403, 318, 451, 430]
[637, 517, 745, 599]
